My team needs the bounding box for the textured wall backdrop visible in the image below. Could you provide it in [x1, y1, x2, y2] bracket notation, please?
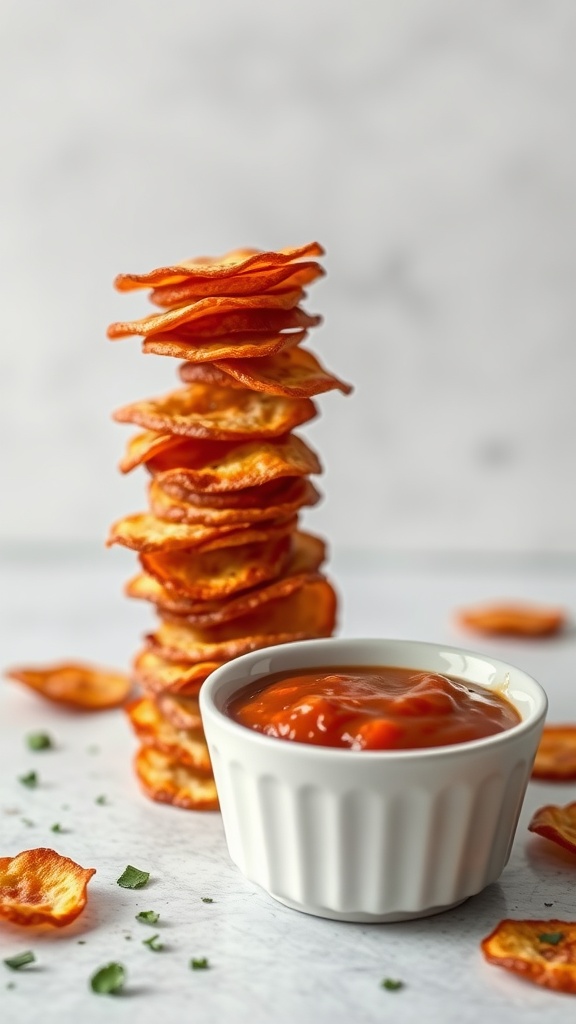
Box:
[1, 0, 575, 552]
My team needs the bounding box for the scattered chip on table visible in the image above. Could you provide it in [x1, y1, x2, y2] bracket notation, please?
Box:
[528, 802, 576, 856]
[532, 726, 576, 781]
[0, 849, 95, 927]
[4, 662, 131, 710]
[481, 919, 576, 993]
[455, 603, 565, 637]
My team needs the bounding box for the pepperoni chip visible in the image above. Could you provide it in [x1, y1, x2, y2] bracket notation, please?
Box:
[150, 262, 323, 305]
[147, 433, 321, 493]
[134, 746, 219, 811]
[456, 602, 565, 638]
[528, 802, 576, 856]
[113, 242, 324, 291]
[113, 384, 317, 442]
[146, 579, 337, 664]
[140, 533, 292, 601]
[108, 289, 306, 340]
[126, 697, 212, 772]
[132, 650, 221, 696]
[148, 477, 319, 527]
[481, 919, 576, 993]
[5, 662, 131, 710]
[0, 849, 96, 927]
[180, 346, 352, 398]
[532, 726, 576, 781]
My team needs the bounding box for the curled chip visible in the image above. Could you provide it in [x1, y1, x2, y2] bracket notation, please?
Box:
[113, 242, 324, 291]
[142, 309, 320, 357]
[148, 477, 320, 527]
[147, 433, 321, 493]
[179, 346, 352, 398]
[5, 662, 131, 710]
[528, 802, 576, 856]
[119, 431, 192, 474]
[108, 511, 296, 554]
[132, 651, 221, 696]
[126, 531, 326, 625]
[151, 262, 323, 305]
[113, 384, 317, 442]
[156, 694, 202, 731]
[134, 746, 218, 811]
[107, 512, 260, 553]
[140, 533, 292, 601]
[532, 726, 576, 781]
[481, 919, 576, 993]
[107, 288, 306, 339]
[0, 848, 96, 927]
[126, 697, 211, 771]
[456, 603, 565, 638]
[147, 579, 337, 664]
[143, 327, 307, 363]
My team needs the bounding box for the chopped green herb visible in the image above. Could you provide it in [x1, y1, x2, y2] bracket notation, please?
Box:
[77, 940, 86, 945]
[18, 771, 38, 789]
[201, 897, 214, 904]
[26, 732, 53, 751]
[21, 818, 35, 828]
[190, 957, 209, 970]
[124, 935, 132, 941]
[4, 951, 35, 971]
[90, 962, 125, 995]
[6, 981, 15, 989]
[136, 910, 159, 925]
[544, 902, 553, 908]
[117, 865, 150, 889]
[538, 931, 564, 946]
[95, 795, 108, 806]
[381, 978, 404, 991]
[142, 934, 163, 952]
[51, 823, 67, 834]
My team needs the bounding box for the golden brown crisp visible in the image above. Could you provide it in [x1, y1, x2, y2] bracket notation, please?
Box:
[0, 849, 96, 927]
[481, 919, 576, 993]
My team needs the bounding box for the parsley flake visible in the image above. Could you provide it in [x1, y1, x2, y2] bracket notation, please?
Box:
[95, 795, 108, 806]
[117, 865, 149, 889]
[51, 823, 66, 834]
[136, 910, 159, 925]
[201, 897, 214, 904]
[381, 978, 404, 991]
[538, 931, 564, 946]
[26, 732, 53, 751]
[21, 818, 35, 828]
[190, 957, 210, 970]
[142, 934, 163, 952]
[90, 962, 125, 995]
[4, 951, 35, 971]
[18, 771, 38, 789]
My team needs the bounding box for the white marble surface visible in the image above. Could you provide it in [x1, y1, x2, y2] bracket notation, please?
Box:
[1, 1, 576, 553]
[1, 548, 576, 1022]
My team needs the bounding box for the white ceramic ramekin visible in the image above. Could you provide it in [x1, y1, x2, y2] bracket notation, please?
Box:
[199, 638, 547, 922]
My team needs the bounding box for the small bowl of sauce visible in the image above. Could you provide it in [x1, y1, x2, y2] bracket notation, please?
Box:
[200, 638, 547, 922]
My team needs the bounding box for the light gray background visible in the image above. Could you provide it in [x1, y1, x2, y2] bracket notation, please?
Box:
[1, 0, 575, 553]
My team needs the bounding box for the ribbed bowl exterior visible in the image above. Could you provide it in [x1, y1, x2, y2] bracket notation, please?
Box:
[200, 639, 547, 922]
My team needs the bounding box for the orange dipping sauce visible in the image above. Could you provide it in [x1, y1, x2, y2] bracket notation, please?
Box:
[226, 665, 521, 750]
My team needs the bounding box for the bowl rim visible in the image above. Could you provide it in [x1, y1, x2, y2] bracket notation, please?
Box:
[199, 636, 548, 762]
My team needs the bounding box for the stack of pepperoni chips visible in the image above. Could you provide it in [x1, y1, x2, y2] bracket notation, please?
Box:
[107, 243, 352, 811]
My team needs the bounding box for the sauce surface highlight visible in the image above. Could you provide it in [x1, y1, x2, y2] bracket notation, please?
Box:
[226, 665, 521, 750]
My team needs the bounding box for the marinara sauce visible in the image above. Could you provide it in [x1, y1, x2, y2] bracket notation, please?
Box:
[226, 665, 521, 750]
